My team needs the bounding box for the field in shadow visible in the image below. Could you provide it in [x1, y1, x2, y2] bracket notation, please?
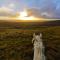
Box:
[0, 26, 60, 60]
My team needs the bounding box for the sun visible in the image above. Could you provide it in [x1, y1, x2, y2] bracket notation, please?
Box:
[16, 9, 45, 21]
[16, 10, 36, 20]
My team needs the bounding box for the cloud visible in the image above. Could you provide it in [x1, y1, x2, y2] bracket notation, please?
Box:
[40, 0, 60, 18]
[29, 0, 60, 19]
[8, 3, 15, 8]
[28, 8, 55, 19]
[41, 12, 52, 17]
[0, 6, 13, 12]
[0, 6, 14, 16]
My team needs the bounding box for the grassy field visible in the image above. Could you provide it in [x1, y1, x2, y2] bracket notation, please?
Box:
[0, 26, 60, 60]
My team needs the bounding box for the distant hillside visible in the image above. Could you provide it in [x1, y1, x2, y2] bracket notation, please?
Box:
[41, 20, 60, 26]
[0, 20, 60, 29]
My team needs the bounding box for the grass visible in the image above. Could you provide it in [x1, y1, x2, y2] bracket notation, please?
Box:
[0, 26, 60, 60]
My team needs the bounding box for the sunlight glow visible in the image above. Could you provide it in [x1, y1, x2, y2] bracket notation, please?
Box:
[16, 10, 37, 20]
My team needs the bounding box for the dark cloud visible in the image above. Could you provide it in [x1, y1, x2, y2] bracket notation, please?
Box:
[28, 0, 60, 19]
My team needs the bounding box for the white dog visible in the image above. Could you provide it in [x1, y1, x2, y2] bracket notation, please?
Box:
[32, 33, 45, 60]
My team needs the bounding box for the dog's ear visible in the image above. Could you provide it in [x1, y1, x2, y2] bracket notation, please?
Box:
[40, 33, 42, 38]
[33, 33, 36, 37]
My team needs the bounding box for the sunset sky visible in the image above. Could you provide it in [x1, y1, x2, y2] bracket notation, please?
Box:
[0, 0, 60, 19]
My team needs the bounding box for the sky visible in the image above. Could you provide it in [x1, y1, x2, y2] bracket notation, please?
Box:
[0, 0, 60, 19]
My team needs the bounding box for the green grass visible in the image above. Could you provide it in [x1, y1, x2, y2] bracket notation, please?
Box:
[0, 26, 60, 60]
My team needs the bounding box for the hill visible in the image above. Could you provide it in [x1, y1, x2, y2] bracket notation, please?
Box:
[0, 20, 60, 29]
